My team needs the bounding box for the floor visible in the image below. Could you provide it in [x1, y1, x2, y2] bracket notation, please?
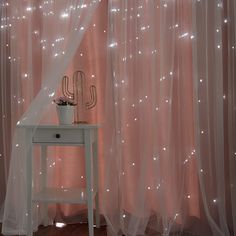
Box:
[0, 223, 107, 236]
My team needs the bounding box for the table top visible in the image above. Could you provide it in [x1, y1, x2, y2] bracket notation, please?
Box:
[17, 124, 101, 129]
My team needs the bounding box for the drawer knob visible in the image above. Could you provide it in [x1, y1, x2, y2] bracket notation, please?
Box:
[55, 134, 61, 139]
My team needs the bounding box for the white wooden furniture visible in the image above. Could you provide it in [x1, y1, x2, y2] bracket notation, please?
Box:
[20, 124, 100, 236]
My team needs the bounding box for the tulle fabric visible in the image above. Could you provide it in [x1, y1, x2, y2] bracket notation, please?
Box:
[103, 0, 199, 235]
[1, 0, 236, 235]
[102, 0, 236, 235]
[1, 0, 99, 234]
[0, 1, 10, 220]
[192, 0, 236, 235]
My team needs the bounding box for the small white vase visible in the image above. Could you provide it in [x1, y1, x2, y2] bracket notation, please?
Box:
[56, 105, 75, 125]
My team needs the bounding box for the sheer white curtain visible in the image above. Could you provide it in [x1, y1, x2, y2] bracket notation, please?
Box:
[102, 0, 236, 235]
[0, 0, 11, 222]
[103, 0, 199, 235]
[192, 0, 236, 235]
[227, 0, 236, 234]
[1, 0, 99, 234]
[1, 0, 236, 235]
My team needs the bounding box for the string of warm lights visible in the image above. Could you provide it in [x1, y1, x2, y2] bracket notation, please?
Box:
[1, 0, 235, 234]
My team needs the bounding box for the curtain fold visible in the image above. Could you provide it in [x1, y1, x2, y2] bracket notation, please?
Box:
[192, 0, 236, 235]
[0, 0, 11, 222]
[192, 1, 228, 235]
[227, 0, 236, 235]
[1, 0, 99, 234]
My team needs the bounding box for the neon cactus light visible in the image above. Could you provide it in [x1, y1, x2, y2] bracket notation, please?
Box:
[62, 70, 97, 123]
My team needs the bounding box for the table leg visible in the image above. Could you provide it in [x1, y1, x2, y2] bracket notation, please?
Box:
[41, 145, 49, 226]
[26, 129, 33, 236]
[93, 129, 100, 228]
[85, 129, 94, 236]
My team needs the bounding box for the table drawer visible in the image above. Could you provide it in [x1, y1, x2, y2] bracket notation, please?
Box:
[33, 128, 84, 144]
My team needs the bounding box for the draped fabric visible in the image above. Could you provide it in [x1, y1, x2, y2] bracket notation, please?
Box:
[1, 0, 99, 234]
[192, 1, 236, 235]
[0, 1, 11, 221]
[103, 0, 236, 235]
[0, 0, 236, 236]
[103, 1, 200, 235]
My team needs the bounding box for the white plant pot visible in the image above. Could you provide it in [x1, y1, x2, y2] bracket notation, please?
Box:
[56, 105, 75, 125]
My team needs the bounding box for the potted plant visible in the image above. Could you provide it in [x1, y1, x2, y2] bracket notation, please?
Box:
[53, 96, 77, 125]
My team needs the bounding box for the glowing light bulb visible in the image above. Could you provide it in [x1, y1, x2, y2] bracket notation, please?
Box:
[110, 8, 117, 12]
[61, 12, 69, 18]
[55, 222, 66, 228]
[49, 92, 55, 97]
[81, 4, 87, 8]
[109, 42, 118, 48]
[179, 33, 189, 39]
[26, 7, 32, 11]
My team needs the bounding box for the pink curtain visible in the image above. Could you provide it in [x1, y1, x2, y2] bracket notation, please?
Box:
[1, 0, 236, 235]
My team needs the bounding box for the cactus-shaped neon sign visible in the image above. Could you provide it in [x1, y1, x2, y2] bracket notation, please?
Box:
[62, 70, 97, 123]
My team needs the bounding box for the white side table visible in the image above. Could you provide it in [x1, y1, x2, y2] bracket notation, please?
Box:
[19, 124, 100, 236]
